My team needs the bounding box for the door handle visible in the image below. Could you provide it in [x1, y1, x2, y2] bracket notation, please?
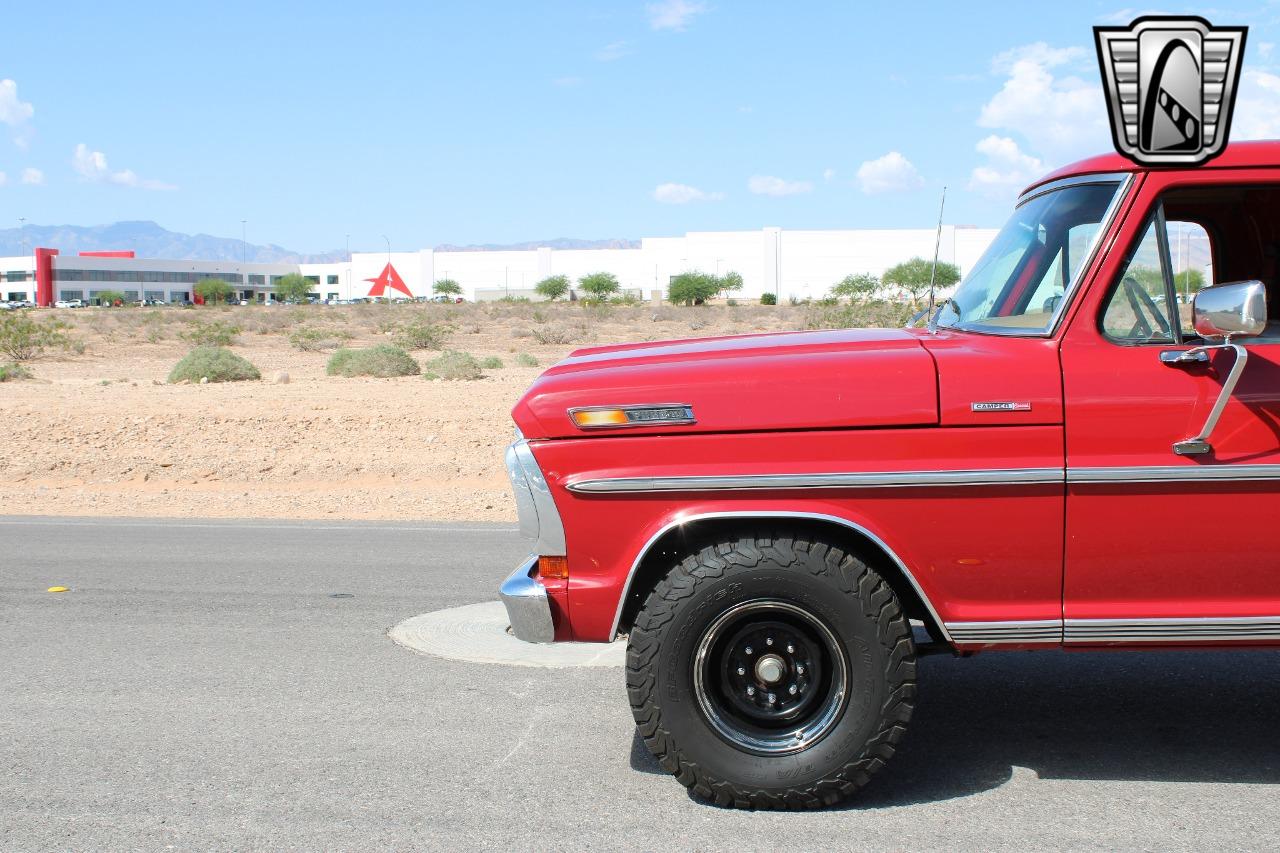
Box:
[1160, 349, 1210, 366]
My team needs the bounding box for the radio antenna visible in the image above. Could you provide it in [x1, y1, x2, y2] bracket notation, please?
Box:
[924, 185, 947, 334]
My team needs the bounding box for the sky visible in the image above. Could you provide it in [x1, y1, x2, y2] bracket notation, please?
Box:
[3, 1, 1280, 253]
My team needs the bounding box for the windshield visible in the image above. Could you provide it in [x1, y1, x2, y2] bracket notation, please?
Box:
[935, 179, 1127, 335]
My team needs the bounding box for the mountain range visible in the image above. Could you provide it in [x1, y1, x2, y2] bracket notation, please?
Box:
[0, 221, 639, 262]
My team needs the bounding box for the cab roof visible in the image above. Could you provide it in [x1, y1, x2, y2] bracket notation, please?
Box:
[1023, 140, 1280, 196]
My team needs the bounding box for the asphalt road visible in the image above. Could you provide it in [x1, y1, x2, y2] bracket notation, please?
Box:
[3, 516, 1279, 851]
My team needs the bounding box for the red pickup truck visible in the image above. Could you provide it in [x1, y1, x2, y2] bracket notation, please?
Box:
[501, 141, 1280, 809]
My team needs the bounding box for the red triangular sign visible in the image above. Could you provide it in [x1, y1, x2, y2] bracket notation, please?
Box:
[365, 263, 412, 297]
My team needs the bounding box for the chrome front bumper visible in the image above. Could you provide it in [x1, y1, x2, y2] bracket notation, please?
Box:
[500, 556, 555, 643]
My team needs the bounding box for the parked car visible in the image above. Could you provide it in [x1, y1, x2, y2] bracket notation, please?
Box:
[9, 300, 33, 309]
[53, 299, 84, 308]
[500, 140, 1280, 809]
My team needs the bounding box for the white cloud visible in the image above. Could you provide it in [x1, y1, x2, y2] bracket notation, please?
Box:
[823, 168, 836, 181]
[1232, 70, 1280, 140]
[977, 41, 1108, 169]
[646, 0, 706, 31]
[20, 167, 43, 185]
[968, 135, 1045, 199]
[0, 172, 7, 186]
[0, 79, 35, 148]
[595, 40, 631, 61]
[855, 152, 924, 194]
[747, 175, 813, 197]
[72, 143, 176, 190]
[652, 182, 723, 204]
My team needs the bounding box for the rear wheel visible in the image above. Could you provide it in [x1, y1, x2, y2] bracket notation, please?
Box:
[626, 533, 916, 809]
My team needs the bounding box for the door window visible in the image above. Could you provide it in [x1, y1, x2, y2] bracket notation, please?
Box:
[1101, 215, 1178, 344]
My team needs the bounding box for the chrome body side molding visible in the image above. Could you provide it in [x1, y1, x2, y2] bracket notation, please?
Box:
[945, 620, 1063, 644]
[1068, 464, 1280, 484]
[569, 467, 1064, 494]
[1065, 617, 1280, 643]
[607, 510, 954, 645]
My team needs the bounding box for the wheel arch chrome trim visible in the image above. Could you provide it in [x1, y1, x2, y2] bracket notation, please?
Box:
[607, 510, 953, 645]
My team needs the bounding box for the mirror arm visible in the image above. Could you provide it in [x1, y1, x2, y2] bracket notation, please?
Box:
[1172, 340, 1249, 456]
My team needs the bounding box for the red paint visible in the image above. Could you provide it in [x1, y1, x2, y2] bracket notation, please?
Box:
[78, 251, 135, 258]
[365, 263, 412, 298]
[511, 141, 1280, 651]
[34, 248, 58, 307]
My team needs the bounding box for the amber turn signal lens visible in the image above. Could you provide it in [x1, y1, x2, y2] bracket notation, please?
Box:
[538, 555, 569, 580]
[571, 409, 629, 428]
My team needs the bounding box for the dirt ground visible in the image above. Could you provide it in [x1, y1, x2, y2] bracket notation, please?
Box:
[0, 299, 861, 522]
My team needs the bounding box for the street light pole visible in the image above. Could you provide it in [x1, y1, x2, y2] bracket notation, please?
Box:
[241, 220, 246, 264]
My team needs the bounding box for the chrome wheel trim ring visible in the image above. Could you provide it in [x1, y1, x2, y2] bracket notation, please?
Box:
[692, 598, 848, 755]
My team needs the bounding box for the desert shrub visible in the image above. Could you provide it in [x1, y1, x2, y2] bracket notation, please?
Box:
[0, 314, 75, 361]
[802, 300, 914, 331]
[180, 320, 240, 347]
[289, 326, 352, 352]
[422, 350, 482, 381]
[760, 292, 777, 305]
[479, 355, 503, 369]
[510, 326, 533, 338]
[534, 274, 570, 301]
[531, 324, 575, 345]
[326, 344, 420, 378]
[392, 318, 452, 350]
[0, 361, 32, 381]
[515, 352, 538, 367]
[167, 347, 261, 383]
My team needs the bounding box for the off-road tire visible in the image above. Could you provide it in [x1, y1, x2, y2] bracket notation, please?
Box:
[626, 533, 916, 809]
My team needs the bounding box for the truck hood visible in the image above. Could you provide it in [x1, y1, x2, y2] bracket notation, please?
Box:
[512, 328, 939, 439]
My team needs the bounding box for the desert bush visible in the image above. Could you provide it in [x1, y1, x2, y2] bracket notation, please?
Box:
[0, 361, 32, 381]
[802, 300, 914, 331]
[289, 326, 352, 352]
[534, 274, 570, 301]
[422, 350, 482, 381]
[392, 318, 452, 350]
[761, 292, 777, 305]
[479, 355, 503, 369]
[167, 347, 261, 383]
[515, 352, 538, 367]
[326, 345, 420, 378]
[0, 314, 75, 361]
[531, 324, 576, 345]
[180, 320, 240, 347]
[510, 326, 533, 338]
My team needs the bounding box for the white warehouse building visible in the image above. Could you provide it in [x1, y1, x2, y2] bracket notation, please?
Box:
[1, 225, 997, 307]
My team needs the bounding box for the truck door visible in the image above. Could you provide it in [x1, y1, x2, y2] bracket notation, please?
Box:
[1061, 169, 1280, 645]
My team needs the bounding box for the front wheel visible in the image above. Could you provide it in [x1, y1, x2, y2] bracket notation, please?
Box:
[626, 533, 916, 809]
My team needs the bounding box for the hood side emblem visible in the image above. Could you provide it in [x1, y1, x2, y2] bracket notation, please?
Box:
[972, 401, 1032, 413]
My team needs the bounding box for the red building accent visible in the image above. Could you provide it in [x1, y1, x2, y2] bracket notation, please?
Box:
[364, 263, 412, 297]
[78, 250, 135, 258]
[34, 248, 58, 307]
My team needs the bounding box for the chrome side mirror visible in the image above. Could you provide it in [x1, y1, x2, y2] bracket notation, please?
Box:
[1168, 281, 1269, 456]
[1192, 280, 1267, 340]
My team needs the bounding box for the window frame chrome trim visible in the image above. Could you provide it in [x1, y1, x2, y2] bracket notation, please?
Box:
[567, 467, 1065, 494]
[936, 171, 1135, 340]
[607, 510, 953, 645]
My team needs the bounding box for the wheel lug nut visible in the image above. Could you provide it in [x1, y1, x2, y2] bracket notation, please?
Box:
[744, 646, 753, 655]
[746, 686, 755, 697]
[796, 665, 805, 675]
[767, 693, 776, 703]
[789, 684, 797, 695]
[786, 643, 795, 654]
[766, 637, 773, 646]
[736, 666, 745, 676]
